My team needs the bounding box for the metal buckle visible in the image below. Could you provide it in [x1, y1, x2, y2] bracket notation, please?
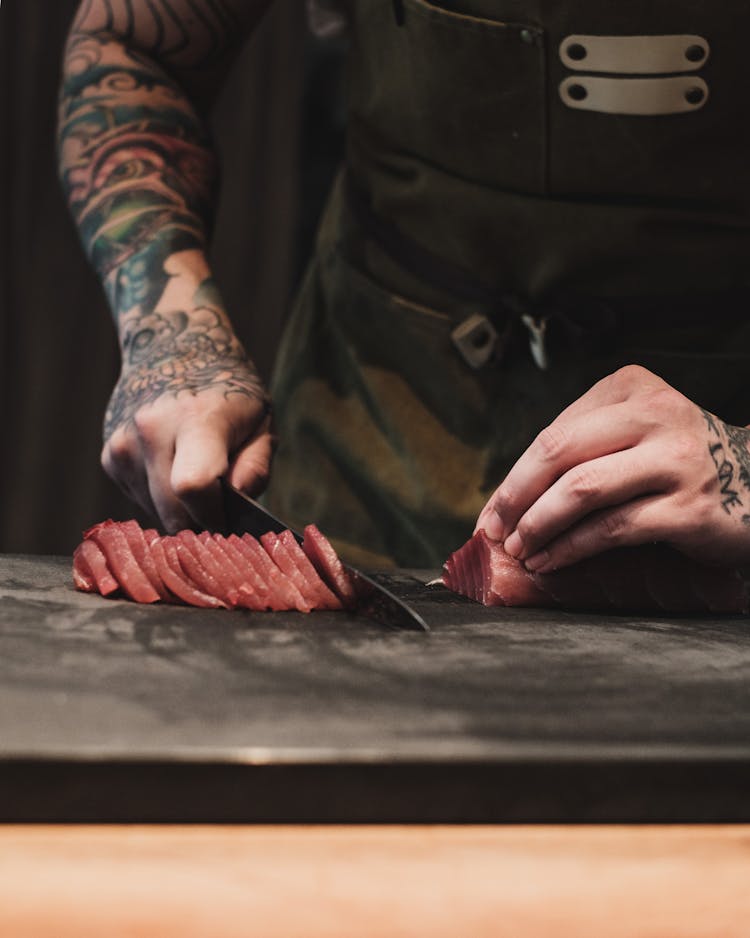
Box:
[451, 314, 499, 370]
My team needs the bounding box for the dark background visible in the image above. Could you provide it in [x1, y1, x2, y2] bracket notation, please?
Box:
[0, 0, 344, 555]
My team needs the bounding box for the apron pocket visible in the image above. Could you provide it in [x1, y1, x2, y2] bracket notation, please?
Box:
[347, 0, 547, 193]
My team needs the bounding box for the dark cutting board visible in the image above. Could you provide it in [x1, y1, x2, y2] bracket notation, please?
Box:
[1, 554, 749, 822]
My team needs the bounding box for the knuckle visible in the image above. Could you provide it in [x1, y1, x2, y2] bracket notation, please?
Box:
[133, 406, 161, 443]
[535, 424, 568, 463]
[647, 386, 687, 417]
[102, 427, 136, 469]
[567, 464, 601, 505]
[600, 508, 627, 541]
[491, 486, 516, 523]
[610, 363, 650, 391]
[100, 447, 116, 479]
[638, 387, 672, 419]
[667, 432, 697, 465]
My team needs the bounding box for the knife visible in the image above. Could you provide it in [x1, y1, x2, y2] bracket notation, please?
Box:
[221, 480, 429, 632]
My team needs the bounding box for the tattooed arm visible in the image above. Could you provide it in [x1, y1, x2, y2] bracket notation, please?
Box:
[58, 0, 274, 531]
[475, 365, 750, 570]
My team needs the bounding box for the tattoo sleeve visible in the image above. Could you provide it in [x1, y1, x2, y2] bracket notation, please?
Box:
[58, 1, 271, 437]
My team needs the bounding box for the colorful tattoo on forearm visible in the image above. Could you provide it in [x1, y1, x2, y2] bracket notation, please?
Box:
[58, 29, 215, 311]
[69, 0, 242, 70]
[58, 2, 269, 437]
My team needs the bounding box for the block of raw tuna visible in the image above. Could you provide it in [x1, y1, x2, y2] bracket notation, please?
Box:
[441, 531, 750, 615]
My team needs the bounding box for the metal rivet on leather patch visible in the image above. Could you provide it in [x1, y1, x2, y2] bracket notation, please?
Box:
[685, 44, 706, 63]
[685, 86, 705, 105]
[567, 83, 588, 101]
[566, 42, 587, 61]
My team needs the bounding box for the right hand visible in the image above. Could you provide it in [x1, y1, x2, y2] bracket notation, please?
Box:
[101, 300, 274, 534]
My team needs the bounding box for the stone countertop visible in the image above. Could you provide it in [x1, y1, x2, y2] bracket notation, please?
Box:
[1, 554, 749, 822]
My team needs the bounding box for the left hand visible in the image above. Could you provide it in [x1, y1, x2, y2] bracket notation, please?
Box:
[475, 365, 750, 571]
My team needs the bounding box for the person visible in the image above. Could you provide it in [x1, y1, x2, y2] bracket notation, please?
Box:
[58, 0, 750, 571]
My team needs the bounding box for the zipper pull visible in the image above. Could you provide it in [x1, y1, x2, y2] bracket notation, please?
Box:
[392, 0, 405, 26]
[521, 313, 549, 370]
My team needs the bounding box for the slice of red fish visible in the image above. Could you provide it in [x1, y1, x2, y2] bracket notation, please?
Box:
[198, 532, 264, 610]
[302, 524, 359, 609]
[73, 540, 118, 596]
[154, 536, 227, 609]
[84, 521, 161, 604]
[278, 530, 342, 611]
[240, 533, 310, 612]
[174, 531, 236, 607]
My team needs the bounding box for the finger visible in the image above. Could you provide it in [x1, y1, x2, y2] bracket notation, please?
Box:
[478, 400, 648, 542]
[522, 494, 671, 573]
[129, 407, 201, 532]
[101, 428, 159, 519]
[503, 445, 672, 561]
[227, 432, 275, 497]
[169, 420, 232, 531]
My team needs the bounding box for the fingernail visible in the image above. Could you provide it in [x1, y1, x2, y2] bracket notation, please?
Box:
[524, 550, 549, 572]
[504, 531, 522, 557]
[482, 511, 504, 542]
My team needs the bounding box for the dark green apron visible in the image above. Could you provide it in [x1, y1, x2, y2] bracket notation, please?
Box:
[266, 0, 750, 568]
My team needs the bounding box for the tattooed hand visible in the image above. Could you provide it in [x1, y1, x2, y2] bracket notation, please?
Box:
[58, 3, 274, 530]
[475, 365, 750, 570]
[102, 263, 273, 532]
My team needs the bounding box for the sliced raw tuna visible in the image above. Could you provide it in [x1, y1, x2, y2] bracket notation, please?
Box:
[278, 530, 342, 610]
[73, 540, 118, 596]
[225, 534, 276, 607]
[73, 519, 357, 614]
[260, 532, 319, 611]
[442, 531, 750, 615]
[302, 524, 359, 609]
[212, 534, 273, 610]
[84, 520, 161, 604]
[118, 519, 170, 601]
[153, 536, 227, 609]
[240, 533, 311, 613]
[72, 549, 96, 592]
[174, 530, 237, 607]
[199, 532, 264, 610]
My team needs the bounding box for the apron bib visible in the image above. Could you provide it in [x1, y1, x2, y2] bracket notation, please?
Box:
[266, 0, 750, 568]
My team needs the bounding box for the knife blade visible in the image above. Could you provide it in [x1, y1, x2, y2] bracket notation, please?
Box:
[221, 481, 429, 632]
